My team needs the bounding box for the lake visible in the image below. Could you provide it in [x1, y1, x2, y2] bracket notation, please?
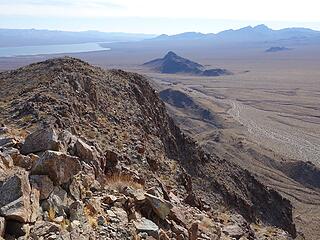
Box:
[0, 42, 110, 57]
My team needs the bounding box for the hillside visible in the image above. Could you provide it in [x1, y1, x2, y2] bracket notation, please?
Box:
[0, 57, 295, 239]
[143, 51, 232, 76]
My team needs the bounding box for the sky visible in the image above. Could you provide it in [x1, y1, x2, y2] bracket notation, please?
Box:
[1, 0, 320, 34]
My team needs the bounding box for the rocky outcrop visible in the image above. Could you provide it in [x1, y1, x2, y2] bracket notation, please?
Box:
[31, 150, 81, 185]
[21, 128, 60, 155]
[0, 170, 39, 223]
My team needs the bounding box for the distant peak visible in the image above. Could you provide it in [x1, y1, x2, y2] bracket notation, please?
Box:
[253, 24, 271, 31]
[164, 51, 178, 58]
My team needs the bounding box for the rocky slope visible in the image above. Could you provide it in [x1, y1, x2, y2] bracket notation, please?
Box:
[0, 57, 295, 239]
[143, 51, 232, 76]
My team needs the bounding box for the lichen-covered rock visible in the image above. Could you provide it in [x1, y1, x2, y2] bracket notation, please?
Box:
[31, 150, 81, 185]
[21, 128, 59, 154]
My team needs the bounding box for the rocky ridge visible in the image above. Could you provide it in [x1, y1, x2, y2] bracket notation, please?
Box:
[0, 57, 295, 239]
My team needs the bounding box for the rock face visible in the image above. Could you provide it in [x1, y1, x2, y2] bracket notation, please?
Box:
[143, 51, 232, 76]
[0, 57, 296, 239]
[0, 170, 38, 223]
[31, 150, 81, 185]
[21, 128, 59, 154]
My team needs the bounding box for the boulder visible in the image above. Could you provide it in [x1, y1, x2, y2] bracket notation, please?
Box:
[75, 138, 99, 164]
[21, 128, 59, 154]
[134, 218, 159, 238]
[31, 150, 81, 185]
[0, 170, 39, 223]
[42, 187, 68, 219]
[145, 193, 173, 220]
[29, 175, 54, 200]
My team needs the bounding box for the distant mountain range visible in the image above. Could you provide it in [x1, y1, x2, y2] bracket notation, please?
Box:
[2, 25, 320, 48]
[265, 46, 292, 53]
[0, 29, 156, 47]
[143, 51, 232, 76]
[150, 25, 320, 44]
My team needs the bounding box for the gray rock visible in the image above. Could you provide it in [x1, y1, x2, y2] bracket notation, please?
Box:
[21, 128, 59, 155]
[42, 187, 68, 218]
[30, 175, 54, 200]
[30, 221, 61, 238]
[31, 150, 81, 185]
[145, 193, 173, 220]
[134, 218, 159, 238]
[69, 201, 85, 222]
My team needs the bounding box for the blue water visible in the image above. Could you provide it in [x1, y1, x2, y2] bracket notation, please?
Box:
[0, 42, 110, 57]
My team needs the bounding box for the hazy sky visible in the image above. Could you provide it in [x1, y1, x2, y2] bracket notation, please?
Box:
[1, 0, 320, 34]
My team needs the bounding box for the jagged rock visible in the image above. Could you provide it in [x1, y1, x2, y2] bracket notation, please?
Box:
[58, 130, 78, 153]
[169, 207, 187, 227]
[103, 195, 118, 205]
[69, 201, 85, 222]
[188, 221, 199, 240]
[134, 218, 159, 238]
[42, 187, 68, 218]
[21, 128, 60, 154]
[222, 225, 245, 238]
[171, 220, 188, 238]
[0, 152, 13, 169]
[184, 192, 203, 210]
[74, 138, 102, 171]
[131, 189, 146, 203]
[0, 170, 38, 223]
[30, 221, 61, 238]
[29, 175, 54, 200]
[145, 193, 173, 220]
[31, 150, 81, 185]
[0, 217, 5, 237]
[12, 154, 35, 170]
[0, 137, 17, 148]
[111, 207, 128, 224]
